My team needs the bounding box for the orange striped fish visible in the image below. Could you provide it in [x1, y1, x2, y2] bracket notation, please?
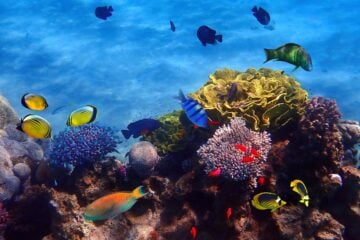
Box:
[83, 186, 147, 221]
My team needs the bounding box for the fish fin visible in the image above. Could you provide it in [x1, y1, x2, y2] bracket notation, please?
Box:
[132, 186, 147, 199]
[21, 93, 29, 108]
[108, 6, 114, 12]
[175, 89, 187, 102]
[215, 34, 222, 43]
[121, 129, 132, 139]
[263, 48, 276, 63]
[292, 66, 299, 72]
[251, 6, 258, 12]
[125, 152, 129, 158]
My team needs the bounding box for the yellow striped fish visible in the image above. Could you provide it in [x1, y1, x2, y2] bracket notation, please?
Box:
[21, 93, 48, 111]
[84, 186, 147, 221]
[290, 179, 310, 207]
[16, 114, 52, 139]
[66, 105, 97, 127]
[251, 192, 286, 212]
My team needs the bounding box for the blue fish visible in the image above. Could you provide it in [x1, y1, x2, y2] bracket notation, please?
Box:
[121, 118, 161, 139]
[252, 6, 271, 25]
[95, 6, 113, 20]
[196, 25, 222, 46]
[177, 90, 208, 128]
[170, 20, 176, 32]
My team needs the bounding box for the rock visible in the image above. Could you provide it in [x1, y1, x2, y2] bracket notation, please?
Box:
[0, 96, 19, 129]
[23, 140, 44, 161]
[338, 120, 360, 146]
[128, 141, 160, 178]
[0, 138, 29, 161]
[13, 163, 31, 180]
[4, 124, 28, 142]
[0, 174, 21, 200]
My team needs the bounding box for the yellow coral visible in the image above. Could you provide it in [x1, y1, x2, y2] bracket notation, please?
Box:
[190, 68, 308, 131]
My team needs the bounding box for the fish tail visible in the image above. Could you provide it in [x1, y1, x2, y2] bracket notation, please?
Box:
[264, 48, 276, 63]
[175, 89, 187, 102]
[121, 129, 132, 139]
[215, 34, 222, 43]
[109, 6, 114, 11]
[251, 6, 258, 12]
[132, 186, 147, 199]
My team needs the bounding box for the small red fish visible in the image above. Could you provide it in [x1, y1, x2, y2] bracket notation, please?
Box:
[226, 207, 232, 221]
[258, 176, 266, 186]
[250, 148, 260, 157]
[208, 120, 221, 125]
[208, 167, 221, 177]
[190, 226, 197, 239]
[241, 156, 255, 163]
[234, 144, 247, 152]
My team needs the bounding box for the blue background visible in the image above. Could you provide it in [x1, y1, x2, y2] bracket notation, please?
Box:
[0, 0, 359, 153]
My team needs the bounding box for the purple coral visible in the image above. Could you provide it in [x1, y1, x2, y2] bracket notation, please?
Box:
[49, 124, 118, 168]
[197, 118, 271, 181]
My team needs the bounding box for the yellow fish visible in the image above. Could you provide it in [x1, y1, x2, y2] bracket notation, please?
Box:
[16, 114, 52, 139]
[21, 93, 48, 111]
[290, 179, 309, 207]
[84, 186, 147, 221]
[251, 192, 286, 212]
[66, 105, 97, 127]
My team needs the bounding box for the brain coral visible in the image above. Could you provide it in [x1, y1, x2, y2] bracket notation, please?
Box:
[190, 68, 308, 131]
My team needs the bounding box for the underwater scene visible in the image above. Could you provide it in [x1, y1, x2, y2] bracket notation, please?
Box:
[0, 0, 359, 239]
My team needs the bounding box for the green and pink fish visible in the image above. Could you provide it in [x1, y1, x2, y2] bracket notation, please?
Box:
[83, 186, 147, 221]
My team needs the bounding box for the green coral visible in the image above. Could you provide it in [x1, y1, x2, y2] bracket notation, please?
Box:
[142, 110, 190, 155]
[190, 68, 308, 131]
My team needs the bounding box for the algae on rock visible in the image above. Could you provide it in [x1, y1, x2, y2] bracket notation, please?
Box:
[190, 68, 308, 131]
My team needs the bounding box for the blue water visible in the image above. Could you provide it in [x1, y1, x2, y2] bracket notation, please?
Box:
[0, 0, 359, 150]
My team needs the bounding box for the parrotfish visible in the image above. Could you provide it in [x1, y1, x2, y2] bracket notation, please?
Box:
[196, 25, 222, 46]
[290, 179, 310, 207]
[264, 43, 313, 71]
[121, 118, 161, 139]
[177, 90, 208, 128]
[21, 93, 48, 111]
[83, 186, 147, 221]
[251, 192, 286, 212]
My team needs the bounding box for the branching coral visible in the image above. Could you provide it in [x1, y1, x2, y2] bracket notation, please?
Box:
[190, 68, 308, 131]
[197, 118, 271, 181]
[49, 124, 118, 169]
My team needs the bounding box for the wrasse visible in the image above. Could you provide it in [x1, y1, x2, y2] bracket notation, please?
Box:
[83, 186, 147, 221]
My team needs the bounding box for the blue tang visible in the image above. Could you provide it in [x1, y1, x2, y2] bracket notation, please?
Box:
[196, 25, 222, 46]
[121, 118, 161, 139]
[252, 6, 271, 25]
[95, 6, 114, 20]
[177, 90, 208, 128]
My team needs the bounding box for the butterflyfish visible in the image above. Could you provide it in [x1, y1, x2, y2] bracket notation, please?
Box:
[16, 114, 52, 139]
[290, 179, 310, 207]
[21, 93, 48, 111]
[83, 186, 147, 221]
[66, 105, 97, 127]
[251, 192, 286, 212]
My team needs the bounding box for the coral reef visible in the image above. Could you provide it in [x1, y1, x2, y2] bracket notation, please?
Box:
[142, 110, 191, 154]
[0, 96, 19, 130]
[197, 117, 271, 183]
[0, 202, 9, 238]
[190, 68, 308, 131]
[49, 124, 118, 169]
[128, 141, 160, 178]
